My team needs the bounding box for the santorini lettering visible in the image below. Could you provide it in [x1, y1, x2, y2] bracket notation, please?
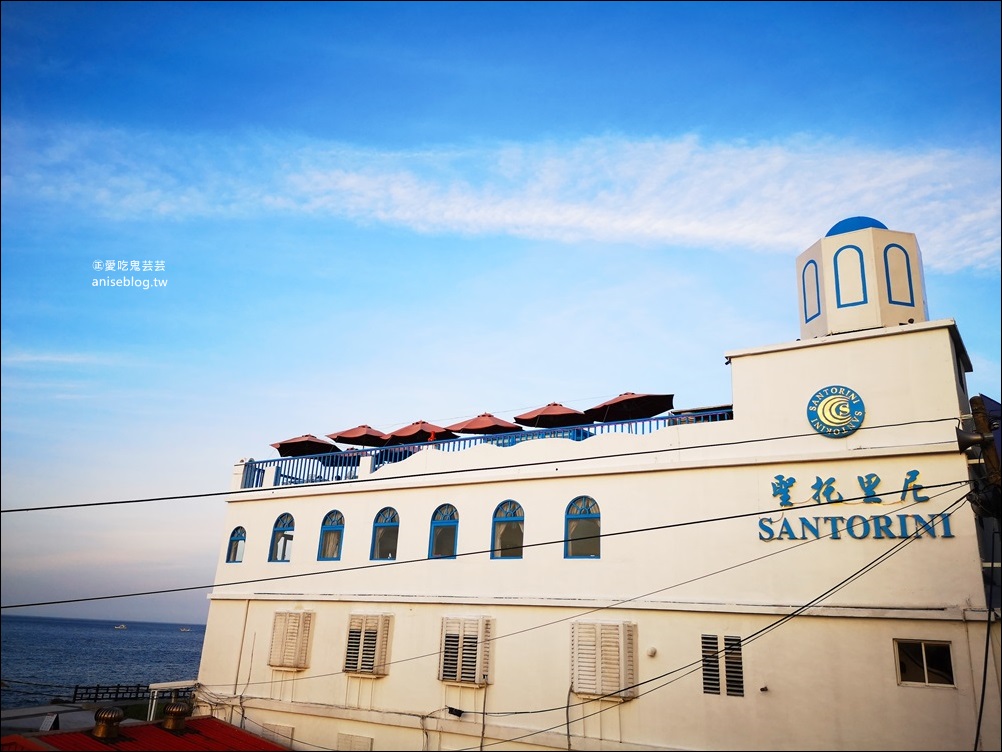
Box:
[809, 417, 864, 437]
[758, 513, 953, 541]
[759, 467, 950, 542]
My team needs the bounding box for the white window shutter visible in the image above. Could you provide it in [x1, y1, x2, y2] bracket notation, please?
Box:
[268, 612, 314, 669]
[571, 622, 600, 695]
[262, 723, 295, 745]
[440, 616, 493, 685]
[478, 617, 493, 684]
[371, 614, 390, 675]
[269, 612, 290, 667]
[345, 614, 391, 676]
[598, 623, 622, 694]
[294, 612, 314, 669]
[345, 614, 364, 672]
[572, 621, 637, 699]
[618, 622, 637, 699]
[440, 617, 462, 682]
[336, 733, 374, 751]
[281, 613, 301, 668]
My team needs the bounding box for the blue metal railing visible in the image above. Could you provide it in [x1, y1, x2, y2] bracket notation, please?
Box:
[241, 408, 733, 489]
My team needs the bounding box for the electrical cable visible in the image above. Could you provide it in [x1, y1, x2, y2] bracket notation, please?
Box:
[973, 525, 999, 751]
[182, 486, 960, 697]
[139, 487, 985, 752]
[0, 414, 966, 515]
[1, 409, 991, 748]
[451, 493, 973, 750]
[0, 479, 970, 610]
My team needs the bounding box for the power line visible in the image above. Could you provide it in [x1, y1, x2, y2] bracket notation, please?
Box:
[0, 415, 965, 514]
[0, 479, 970, 610]
[185, 490, 972, 752]
[185, 486, 963, 696]
[2, 488, 979, 749]
[449, 494, 972, 750]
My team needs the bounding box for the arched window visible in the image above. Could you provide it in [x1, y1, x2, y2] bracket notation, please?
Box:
[226, 526, 246, 563]
[883, 243, 916, 307]
[565, 496, 600, 558]
[317, 510, 345, 561]
[491, 500, 524, 559]
[370, 507, 400, 560]
[269, 513, 295, 562]
[801, 259, 821, 323]
[834, 244, 867, 308]
[429, 504, 459, 558]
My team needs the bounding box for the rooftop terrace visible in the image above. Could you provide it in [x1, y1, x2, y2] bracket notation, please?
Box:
[239, 407, 733, 489]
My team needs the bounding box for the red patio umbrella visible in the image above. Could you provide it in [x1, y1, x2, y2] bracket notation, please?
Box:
[584, 392, 675, 423]
[327, 424, 391, 447]
[384, 420, 459, 445]
[445, 413, 524, 435]
[513, 402, 592, 429]
[271, 434, 341, 457]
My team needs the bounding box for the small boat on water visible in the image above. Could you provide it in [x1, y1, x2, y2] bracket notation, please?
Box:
[113, 624, 127, 630]
[179, 627, 191, 632]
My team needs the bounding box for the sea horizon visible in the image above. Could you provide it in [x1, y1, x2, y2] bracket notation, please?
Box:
[1, 613, 205, 711]
[1, 613, 207, 628]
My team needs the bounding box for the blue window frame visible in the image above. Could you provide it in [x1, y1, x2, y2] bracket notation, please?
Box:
[317, 510, 345, 561]
[491, 500, 524, 559]
[883, 243, 916, 307]
[565, 497, 600, 558]
[370, 507, 400, 560]
[269, 513, 295, 562]
[801, 259, 821, 324]
[226, 526, 246, 563]
[834, 244, 868, 308]
[428, 504, 459, 558]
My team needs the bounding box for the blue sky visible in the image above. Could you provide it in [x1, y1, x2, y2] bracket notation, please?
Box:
[2, 1, 999, 625]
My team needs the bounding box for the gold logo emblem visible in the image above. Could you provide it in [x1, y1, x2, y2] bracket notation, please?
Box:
[807, 386, 865, 438]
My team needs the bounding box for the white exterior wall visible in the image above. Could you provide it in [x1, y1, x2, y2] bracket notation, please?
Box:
[195, 317, 1000, 751]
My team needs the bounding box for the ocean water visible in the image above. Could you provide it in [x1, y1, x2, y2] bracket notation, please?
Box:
[1, 615, 204, 711]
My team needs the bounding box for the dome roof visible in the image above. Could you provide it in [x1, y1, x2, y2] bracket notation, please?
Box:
[825, 216, 888, 236]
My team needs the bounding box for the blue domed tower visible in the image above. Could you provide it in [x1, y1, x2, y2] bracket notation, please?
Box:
[796, 217, 930, 339]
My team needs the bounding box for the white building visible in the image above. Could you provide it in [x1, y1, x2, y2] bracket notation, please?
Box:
[193, 217, 1001, 751]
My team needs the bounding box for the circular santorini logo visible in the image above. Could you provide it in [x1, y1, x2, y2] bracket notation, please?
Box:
[806, 385, 865, 438]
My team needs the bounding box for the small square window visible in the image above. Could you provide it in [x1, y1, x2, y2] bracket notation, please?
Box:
[896, 639, 954, 686]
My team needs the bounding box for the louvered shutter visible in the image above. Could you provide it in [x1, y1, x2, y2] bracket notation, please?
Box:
[440, 617, 461, 681]
[571, 622, 600, 694]
[701, 634, 721, 694]
[344, 614, 390, 675]
[344, 614, 363, 672]
[476, 617, 493, 684]
[619, 621, 637, 699]
[268, 612, 314, 669]
[294, 612, 314, 668]
[439, 617, 492, 685]
[269, 612, 291, 667]
[724, 635, 744, 697]
[571, 622, 637, 699]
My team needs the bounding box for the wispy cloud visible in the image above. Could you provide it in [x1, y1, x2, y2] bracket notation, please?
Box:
[1, 351, 113, 366]
[3, 122, 999, 271]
